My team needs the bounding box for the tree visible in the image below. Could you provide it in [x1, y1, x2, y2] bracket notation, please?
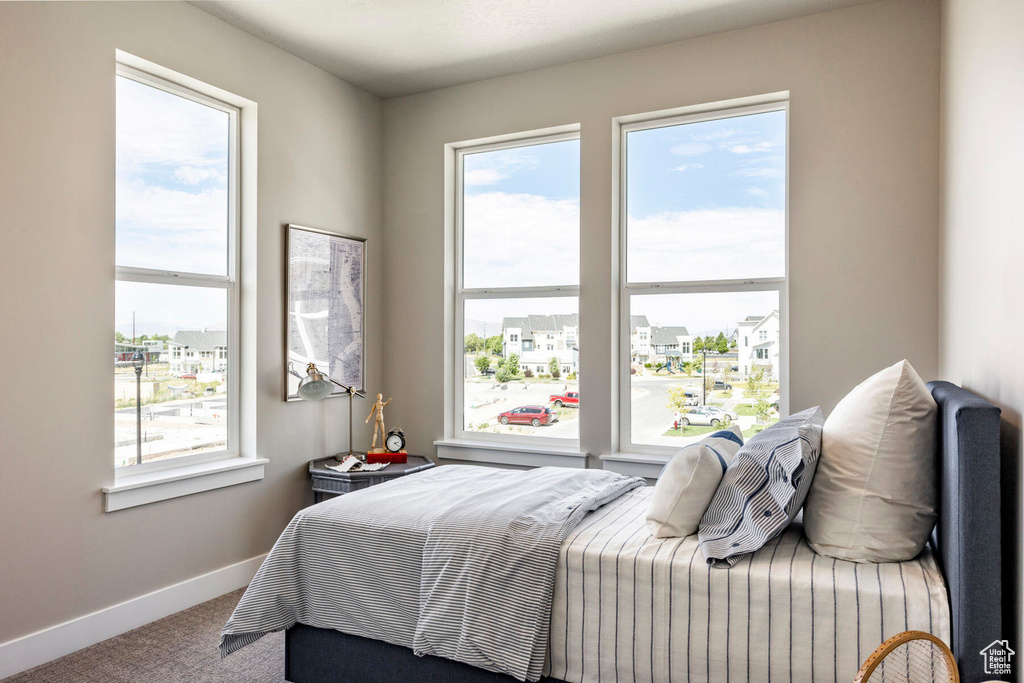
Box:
[715, 332, 729, 354]
[548, 357, 560, 379]
[474, 355, 491, 375]
[682, 361, 694, 377]
[464, 333, 483, 354]
[666, 385, 694, 416]
[485, 335, 503, 356]
[691, 352, 703, 374]
[754, 394, 773, 425]
[747, 365, 766, 397]
[693, 336, 704, 352]
[495, 353, 522, 383]
[704, 335, 714, 348]
[115, 331, 127, 343]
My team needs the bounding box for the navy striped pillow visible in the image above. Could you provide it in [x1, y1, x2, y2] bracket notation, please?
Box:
[697, 406, 824, 567]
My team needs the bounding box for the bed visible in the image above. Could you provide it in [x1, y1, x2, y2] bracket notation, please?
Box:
[235, 382, 1003, 683]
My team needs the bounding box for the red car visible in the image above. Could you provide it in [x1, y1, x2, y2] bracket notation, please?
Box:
[498, 405, 558, 427]
[548, 391, 580, 408]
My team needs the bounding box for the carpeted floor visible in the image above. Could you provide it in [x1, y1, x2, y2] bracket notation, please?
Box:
[3, 589, 283, 682]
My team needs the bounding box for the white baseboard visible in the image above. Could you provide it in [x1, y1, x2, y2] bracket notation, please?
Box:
[0, 553, 267, 680]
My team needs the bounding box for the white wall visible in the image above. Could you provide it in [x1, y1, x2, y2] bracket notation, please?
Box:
[0, 2, 381, 645]
[382, 0, 941, 464]
[940, 0, 1024, 649]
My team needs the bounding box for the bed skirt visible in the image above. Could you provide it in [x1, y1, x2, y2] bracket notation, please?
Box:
[285, 625, 568, 683]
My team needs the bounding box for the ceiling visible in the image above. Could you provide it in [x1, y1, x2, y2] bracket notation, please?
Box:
[193, 0, 879, 98]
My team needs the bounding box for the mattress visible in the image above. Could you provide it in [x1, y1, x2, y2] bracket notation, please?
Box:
[546, 486, 951, 683]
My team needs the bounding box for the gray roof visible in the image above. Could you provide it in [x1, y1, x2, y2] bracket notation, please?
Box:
[169, 330, 227, 351]
[651, 325, 690, 345]
[630, 315, 650, 333]
[503, 314, 580, 339]
[743, 315, 765, 322]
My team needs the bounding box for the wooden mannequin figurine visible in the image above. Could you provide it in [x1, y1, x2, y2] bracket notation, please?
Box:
[365, 393, 393, 453]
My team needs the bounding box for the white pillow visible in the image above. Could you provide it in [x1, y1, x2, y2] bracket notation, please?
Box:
[803, 360, 938, 562]
[646, 425, 744, 539]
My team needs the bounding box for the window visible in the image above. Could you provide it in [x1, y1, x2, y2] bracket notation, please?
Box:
[114, 65, 239, 473]
[456, 133, 580, 442]
[620, 101, 787, 452]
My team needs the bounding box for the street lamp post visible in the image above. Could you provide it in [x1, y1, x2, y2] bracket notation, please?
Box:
[132, 350, 144, 466]
[701, 348, 708, 406]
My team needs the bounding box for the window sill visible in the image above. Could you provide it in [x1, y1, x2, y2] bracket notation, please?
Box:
[434, 439, 588, 469]
[600, 452, 672, 479]
[102, 456, 269, 512]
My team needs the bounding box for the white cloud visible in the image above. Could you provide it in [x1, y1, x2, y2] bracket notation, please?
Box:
[116, 178, 228, 274]
[464, 168, 504, 186]
[463, 192, 579, 288]
[669, 142, 714, 156]
[728, 141, 778, 154]
[627, 208, 785, 283]
[463, 149, 540, 186]
[670, 163, 704, 172]
[746, 186, 768, 198]
[733, 166, 785, 179]
[174, 165, 225, 185]
[116, 76, 228, 173]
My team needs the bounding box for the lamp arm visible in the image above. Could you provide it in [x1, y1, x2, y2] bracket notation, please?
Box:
[328, 378, 366, 398]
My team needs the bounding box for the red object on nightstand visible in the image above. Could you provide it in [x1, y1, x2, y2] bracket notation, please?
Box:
[366, 451, 408, 464]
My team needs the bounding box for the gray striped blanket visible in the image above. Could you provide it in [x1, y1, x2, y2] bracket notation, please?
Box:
[220, 465, 643, 681]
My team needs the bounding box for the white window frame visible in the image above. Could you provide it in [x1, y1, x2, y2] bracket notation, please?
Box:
[113, 63, 241, 478]
[616, 97, 790, 457]
[451, 130, 581, 450]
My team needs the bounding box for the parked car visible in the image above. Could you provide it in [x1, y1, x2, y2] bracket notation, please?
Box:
[674, 406, 729, 427]
[549, 391, 579, 408]
[682, 390, 700, 406]
[498, 405, 558, 427]
[704, 405, 739, 421]
[712, 381, 733, 391]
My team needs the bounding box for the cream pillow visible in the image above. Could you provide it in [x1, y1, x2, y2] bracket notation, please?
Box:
[804, 360, 938, 562]
[646, 425, 744, 539]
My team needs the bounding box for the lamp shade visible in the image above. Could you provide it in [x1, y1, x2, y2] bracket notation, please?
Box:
[297, 363, 335, 401]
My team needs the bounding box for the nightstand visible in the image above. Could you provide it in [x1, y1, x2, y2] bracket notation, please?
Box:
[308, 455, 435, 503]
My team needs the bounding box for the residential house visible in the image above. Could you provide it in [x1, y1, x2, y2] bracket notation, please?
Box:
[502, 314, 579, 376]
[167, 330, 228, 375]
[649, 326, 693, 369]
[629, 315, 652, 364]
[736, 311, 779, 379]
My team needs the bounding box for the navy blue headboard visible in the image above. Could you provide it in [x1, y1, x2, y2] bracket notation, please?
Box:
[927, 381, 1003, 682]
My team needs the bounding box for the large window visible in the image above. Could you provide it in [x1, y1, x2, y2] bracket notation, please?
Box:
[114, 66, 239, 472]
[456, 134, 580, 443]
[621, 102, 787, 452]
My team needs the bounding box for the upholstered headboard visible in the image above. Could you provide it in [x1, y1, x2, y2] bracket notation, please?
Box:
[927, 381, 1003, 682]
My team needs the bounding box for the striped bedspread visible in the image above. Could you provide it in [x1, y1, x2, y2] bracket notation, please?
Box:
[547, 486, 951, 683]
[220, 465, 642, 681]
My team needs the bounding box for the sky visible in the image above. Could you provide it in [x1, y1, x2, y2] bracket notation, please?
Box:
[463, 109, 786, 335]
[626, 109, 786, 283]
[115, 76, 230, 337]
[463, 139, 580, 289]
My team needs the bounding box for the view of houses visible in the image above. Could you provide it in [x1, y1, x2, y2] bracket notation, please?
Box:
[463, 310, 780, 443]
[113, 329, 228, 467]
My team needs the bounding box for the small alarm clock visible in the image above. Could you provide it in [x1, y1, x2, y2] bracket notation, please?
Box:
[385, 428, 406, 453]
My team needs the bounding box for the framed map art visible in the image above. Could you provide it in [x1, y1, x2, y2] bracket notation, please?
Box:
[284, 224, 365, 400]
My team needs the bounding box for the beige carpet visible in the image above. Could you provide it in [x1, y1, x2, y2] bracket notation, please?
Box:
[3, 589, 283, 683]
